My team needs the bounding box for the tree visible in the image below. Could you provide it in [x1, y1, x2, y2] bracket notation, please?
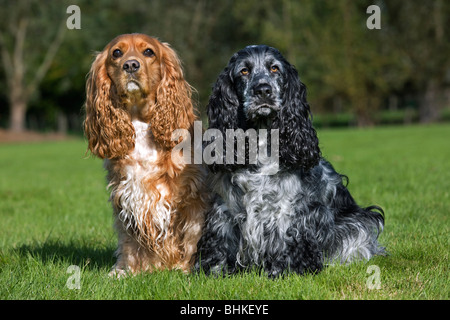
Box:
[1, 0, 447, 131]
[0, 0, 66, 132]
[233, 0, 394, 126]
[383, 0, 450, 123]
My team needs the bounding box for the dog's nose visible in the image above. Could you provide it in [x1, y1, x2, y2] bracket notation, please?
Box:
[254, 83, 272, 98]
[123, 59, 140, 73]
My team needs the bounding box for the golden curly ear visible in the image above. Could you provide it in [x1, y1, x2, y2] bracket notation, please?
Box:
[150, 43, 195, 150]
[84, 50, 135, 159]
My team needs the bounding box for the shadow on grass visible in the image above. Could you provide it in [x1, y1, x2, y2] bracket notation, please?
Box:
[13, 239, 115, 271]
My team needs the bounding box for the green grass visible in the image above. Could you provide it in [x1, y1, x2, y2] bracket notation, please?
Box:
[0, 124, 448, 300]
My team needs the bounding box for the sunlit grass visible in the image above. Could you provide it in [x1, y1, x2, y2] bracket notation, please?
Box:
[0, 124, 448, 299]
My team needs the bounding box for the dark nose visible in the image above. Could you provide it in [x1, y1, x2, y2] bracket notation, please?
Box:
[254, 83, 272, 98]
[123, 59, 140, 73]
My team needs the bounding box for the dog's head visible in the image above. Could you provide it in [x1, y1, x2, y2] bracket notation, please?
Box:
[207, 45, 321, 171]
[84, 33, 194, 158]
[230, 45, 284, 124]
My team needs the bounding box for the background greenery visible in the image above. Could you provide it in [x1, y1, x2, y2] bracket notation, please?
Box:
[0, 124, 448, 299]
[0, 0, 449, 132]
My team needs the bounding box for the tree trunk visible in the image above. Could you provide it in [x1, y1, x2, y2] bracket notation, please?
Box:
[353, 94, 376, 127]
[420, 79, 442, 123]
[1, 13, 65, 133]
[9, 86, 27, 132]
[356, 110, 375, 127]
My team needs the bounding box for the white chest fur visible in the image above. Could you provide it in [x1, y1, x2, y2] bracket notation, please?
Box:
[130, 120, 158, 163]
[115, 120, 172, 243]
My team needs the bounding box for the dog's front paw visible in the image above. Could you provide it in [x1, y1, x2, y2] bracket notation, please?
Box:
[108, 267, 129, 279]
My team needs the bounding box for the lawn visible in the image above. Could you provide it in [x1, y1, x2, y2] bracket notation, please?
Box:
[0, 124, 448, 300]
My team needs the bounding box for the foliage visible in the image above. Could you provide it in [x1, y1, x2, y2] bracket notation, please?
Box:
[0, 0, 449, 131]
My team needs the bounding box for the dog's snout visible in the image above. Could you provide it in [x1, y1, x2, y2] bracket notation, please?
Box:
[123, 59, 140, 73]
[254, 83, 272, 98]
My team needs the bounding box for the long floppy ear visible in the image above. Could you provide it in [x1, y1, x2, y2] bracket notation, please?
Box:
[83, 50, 135, 159]
[207, 67, 242, 133]
[276, 64, 321, 170]
[206, 65, 247, 172]
[150, 43, 195, 150]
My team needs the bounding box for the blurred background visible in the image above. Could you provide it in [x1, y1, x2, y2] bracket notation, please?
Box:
[0, 0, 449, 136]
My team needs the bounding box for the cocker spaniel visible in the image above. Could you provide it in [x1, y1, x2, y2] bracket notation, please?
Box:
[195, 45, 385, 277]
[84, 33, 207, 276]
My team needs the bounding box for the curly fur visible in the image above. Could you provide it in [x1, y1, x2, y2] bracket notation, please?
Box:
[85, 48, 135, 159]
[84, 34, 207, 275]
[195, 45, 385, 277]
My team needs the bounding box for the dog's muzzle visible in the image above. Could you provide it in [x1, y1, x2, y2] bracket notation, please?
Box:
[246, 83, 280, 119]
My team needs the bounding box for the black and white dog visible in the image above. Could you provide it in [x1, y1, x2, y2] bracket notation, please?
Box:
[195, 45, 385, 277]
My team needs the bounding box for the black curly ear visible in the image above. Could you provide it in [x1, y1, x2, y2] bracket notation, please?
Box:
[207, 67, 243, 132]
[206, 65, 247, 172]
[275, 64, 321, 170]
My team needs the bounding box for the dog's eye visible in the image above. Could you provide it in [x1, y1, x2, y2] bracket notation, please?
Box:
[240, 68, 250, 75]
[112, 49, 123, 58]
[270, 65, 279, 73]
[143, 48, 155, 57]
